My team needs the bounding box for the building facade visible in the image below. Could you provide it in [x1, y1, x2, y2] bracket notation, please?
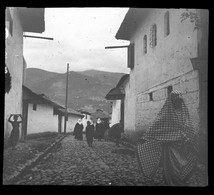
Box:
[23, 86, 84, 136]
[115, 8, 208, 144]
[27, 103, 60, 134]
[5, 7, 45, 139]
[106, 74, 132, 128]
[23, 86, 64, 136]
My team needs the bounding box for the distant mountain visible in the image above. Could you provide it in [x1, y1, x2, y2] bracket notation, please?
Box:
[25, 68, 125, 114]
[78, 69, 125, 86]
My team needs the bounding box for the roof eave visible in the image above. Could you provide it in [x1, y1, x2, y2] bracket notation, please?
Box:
[105, 87, 125, 100]
[18, 7, 45, 33]
[115, 8, 151, 41]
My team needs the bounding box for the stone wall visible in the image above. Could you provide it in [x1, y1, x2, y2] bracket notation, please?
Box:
[125, 70, 200, 143]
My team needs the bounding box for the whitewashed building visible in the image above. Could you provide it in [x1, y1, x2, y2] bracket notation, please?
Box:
[114, 8, 208, 166]
[23, 86, 84, 136]
[23, 86, 63, 136]
[5, 7, 45, 140]
[105, 74, 130, 127]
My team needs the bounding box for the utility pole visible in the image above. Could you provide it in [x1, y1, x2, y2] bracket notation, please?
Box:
[64, 63, 69, 134]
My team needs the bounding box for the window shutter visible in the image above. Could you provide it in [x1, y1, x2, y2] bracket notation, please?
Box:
[150, 24, 157, 48]
[127, 43, 135, 69]
[164, 11, 170, 37]
[143, 35, 147, 54]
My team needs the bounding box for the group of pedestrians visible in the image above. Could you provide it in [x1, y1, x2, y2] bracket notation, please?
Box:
[73, 118, 111, 147]
[73, 117, 124, 148]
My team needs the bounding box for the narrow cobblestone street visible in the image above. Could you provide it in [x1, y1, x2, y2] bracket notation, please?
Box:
[14, 134, 165, 186]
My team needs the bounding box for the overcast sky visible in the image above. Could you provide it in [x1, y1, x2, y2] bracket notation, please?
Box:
[23, 8, 130, 74]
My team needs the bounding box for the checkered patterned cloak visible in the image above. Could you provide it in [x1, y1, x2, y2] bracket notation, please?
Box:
[136, 91, 198, 185]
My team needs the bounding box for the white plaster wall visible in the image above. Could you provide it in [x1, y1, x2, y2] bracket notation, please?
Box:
[124, 78, 136, 133]
[132, 9, 198, 94]
[124, 9, 202, 139]
[111, 100, 121, 126]
[27, 104, 58, 134]
[5, 8, 24, 138]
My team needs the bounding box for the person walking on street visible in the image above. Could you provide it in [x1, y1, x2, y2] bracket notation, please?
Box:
[8, 114, 22, 149]
[95, 118, 103, 141]
[103, 120, 110, 141]
[85, 120, 94, 147]
[73, 119, 84, 141]
[108, 122, 124, 147]
[136, 90, 199, 186]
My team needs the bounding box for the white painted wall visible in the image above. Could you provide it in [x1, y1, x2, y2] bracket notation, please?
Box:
[124, 78, 136, 132]
[27, 104, 58, 134]
[132, 9, 198, 95]
[111, 100, 121, 126]
[121, 9, 205, 138]
[5, 8, 24, 139]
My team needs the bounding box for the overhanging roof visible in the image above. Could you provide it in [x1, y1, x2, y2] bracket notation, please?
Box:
[23, 85, 63, 109]
[116, 74, 129, 88]
[105, 87, 125, 100]
[17, 7, 45, 33]
[115, 8, 150, 40]
[105, 74, 129, 100]
[58, 108, 84, 117]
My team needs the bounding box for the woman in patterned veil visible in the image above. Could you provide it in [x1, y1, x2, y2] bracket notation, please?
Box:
[136, 90, 199, 186]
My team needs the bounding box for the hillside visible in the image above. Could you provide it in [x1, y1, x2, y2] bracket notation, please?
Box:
[25, 68, 125, 114]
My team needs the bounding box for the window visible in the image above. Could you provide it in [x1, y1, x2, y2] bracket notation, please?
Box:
[167, 85, 173, 95]
[150, 24, 157, 48]
[127, 43, 135, 69]
[53, 107, 58, 115]
[149, 92, 153, 101]
[33, 103, 37, 111]
[164, 11, 170, 36]
[143, 35, 147, 54]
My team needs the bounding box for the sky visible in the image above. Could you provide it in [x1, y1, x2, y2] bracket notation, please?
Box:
[23, 8, 130, 74]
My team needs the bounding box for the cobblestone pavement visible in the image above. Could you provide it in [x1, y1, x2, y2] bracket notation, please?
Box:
[3, 133, 65, 184]
[14, 135, 206, 186]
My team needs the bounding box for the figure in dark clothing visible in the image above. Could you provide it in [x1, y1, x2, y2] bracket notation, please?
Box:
[73, 119, 84, 140]
[108, 122, 124, 146]
[95, 118, 103, 141]
[85, 120, 94, 147]
[8, 114, 22, 149]
[103, 120, 110, 141]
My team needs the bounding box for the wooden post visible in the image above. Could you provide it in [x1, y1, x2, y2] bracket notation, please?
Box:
[58, 114, 62, 133]
[64, 63, 69, 134]
[23, 35, 54, 40]
[21, 100, 28, 141]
